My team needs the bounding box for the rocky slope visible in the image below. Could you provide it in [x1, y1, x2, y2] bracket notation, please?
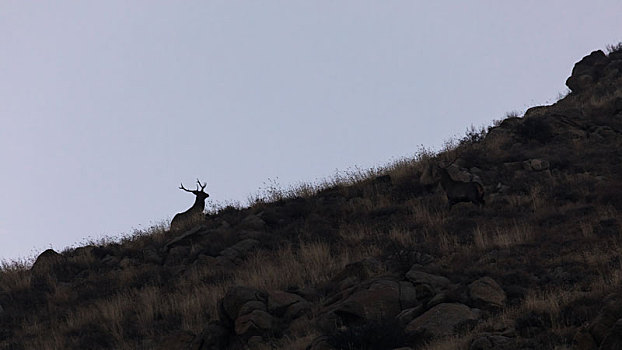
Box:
[1, 46, 622, 350]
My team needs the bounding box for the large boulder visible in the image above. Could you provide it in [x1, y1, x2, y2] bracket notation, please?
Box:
[217, 287, 305, 341]
[30, 249, 77, 286]
[267, 290, 312, 320]
[468, 277, 506, 308]
[327, 258, 383, 292]
[405, 268, 451, 291]
[405, 303, 479, 337]
[218, 239, 260, 266]
[236, 214, 265, 231]
[31, 249, 66, 275]
[234, 309, 274, 336]
[328, 278, 403, 321]
[219, 287, 268, 326]
[566, 50, 610, 92]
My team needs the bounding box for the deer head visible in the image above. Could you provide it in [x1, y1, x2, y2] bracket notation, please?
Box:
[179, 179, 209, 202]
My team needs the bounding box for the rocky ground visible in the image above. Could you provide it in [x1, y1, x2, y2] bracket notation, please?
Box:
[1, 46, 622, 349]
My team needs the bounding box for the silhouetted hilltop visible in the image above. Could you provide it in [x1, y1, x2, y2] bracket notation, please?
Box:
[2, 46, 622, 349]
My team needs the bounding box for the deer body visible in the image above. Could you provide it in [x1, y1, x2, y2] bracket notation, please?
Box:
[436, 166, 484, 208]
[170, 180, 209, 232]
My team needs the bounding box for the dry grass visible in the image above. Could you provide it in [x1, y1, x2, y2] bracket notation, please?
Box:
[473, 221, 534, 250]
[234, 241, 345, 290]
[0, 258, 32, 290]
[387, 226, 417, 247]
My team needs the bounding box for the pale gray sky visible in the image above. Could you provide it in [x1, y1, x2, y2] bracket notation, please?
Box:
[1, 1, 621, 261]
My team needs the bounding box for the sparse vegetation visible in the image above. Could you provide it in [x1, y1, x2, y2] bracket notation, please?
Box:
[606, 41, 622, 54]
[2, 47, 622, 349]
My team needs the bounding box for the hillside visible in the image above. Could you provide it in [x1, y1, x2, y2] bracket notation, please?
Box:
[2, 46, 622, 350]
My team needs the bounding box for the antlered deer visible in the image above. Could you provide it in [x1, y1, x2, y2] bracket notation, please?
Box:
[433, 165, 484, 209]
[170, 179, 209, 232]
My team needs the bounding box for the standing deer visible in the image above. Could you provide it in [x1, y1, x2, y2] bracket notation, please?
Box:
[433, 164, 484, 209]
[170, 179, 209, 232]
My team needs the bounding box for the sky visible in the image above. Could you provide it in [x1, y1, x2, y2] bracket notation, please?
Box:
[1, 1, 621, 262]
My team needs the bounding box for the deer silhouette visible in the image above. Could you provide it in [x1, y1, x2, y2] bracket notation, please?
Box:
[433, 164, 484, 209]
[170, 179, 209, 232]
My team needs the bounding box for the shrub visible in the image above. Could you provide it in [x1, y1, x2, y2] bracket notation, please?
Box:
[606, 41, 622, 54]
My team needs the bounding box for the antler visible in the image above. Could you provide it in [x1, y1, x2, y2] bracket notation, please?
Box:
[179, 182, 194, 193]
[196, 179, 207, 191]
[180, 180, 207, 193]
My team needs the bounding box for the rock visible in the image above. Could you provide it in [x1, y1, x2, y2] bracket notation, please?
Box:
[30, 249, 77, 283]
[284, 300, 313, 320]
[237, 214, 265, 230]
[414, 284, 435, 301]
[267, 290, 306, 316]
[238, 300, 267, 316]
[405, 303, 479, 337]
[566, 50, 610, 92]
[524, 106, 547, 118]
[426, 292, 448, 308]
[219, 239, 260, 265]
[600, 318, 622, 350]
[234, 309, 274, 336]
[189, 321, 229, 350]
[328, 258, 383, 291]
[31, 249, 66, 275]
[446, 164, 481, 183]
[522, 159, 550, 172]
[219, 287, 268, 325]
[397, 305, 426, 326]
[468, 277, 506, 308]
[332, 278, 403, 321]
[405, 269, 451, 291]
[399, 281, 418, 310]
